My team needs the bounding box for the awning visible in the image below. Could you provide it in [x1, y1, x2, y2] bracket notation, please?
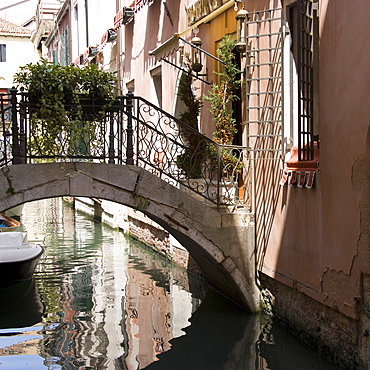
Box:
[148, 0, 235, 63]
[114, 6, 134, 29]
[178, 0, 235, 37]
[114, 8, 124, 28]
[149, 35, 211, 85]
[148, 36, 180, 62]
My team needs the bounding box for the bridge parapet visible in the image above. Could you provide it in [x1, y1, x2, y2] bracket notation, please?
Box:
[0, 89, 252, 209]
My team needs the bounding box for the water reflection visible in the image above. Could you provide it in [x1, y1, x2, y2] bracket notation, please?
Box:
[2, 198, 208, 369]
[0, 279, 43, 330]
[144, 290, 260, 370]
[145, 291, 340, 370]
[0, 198, 339, 369]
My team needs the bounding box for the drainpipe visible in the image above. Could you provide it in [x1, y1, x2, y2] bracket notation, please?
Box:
[116, 0, 122, 93]
[85, 0, 89, 47]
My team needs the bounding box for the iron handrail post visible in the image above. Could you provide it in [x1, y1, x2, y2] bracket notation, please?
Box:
[125, 91, 134, 165]
[10, 87, 21, 165]
[135, 97, 140, 167]
[118, 96, 124, 164]
[19, 92, 26, 164]
[217, 145, 221, 209]
[108, 111, 115, 163]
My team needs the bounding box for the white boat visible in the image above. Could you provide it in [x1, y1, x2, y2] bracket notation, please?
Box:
[0, 232, 44, 287]
[5, 204, 24, 219]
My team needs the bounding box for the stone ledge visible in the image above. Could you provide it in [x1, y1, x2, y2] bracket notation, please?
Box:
[261, 273, 363, 370]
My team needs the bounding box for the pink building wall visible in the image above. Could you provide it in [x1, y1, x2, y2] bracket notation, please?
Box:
[259, 0, 369, 319]
[40, 0, 369, 366]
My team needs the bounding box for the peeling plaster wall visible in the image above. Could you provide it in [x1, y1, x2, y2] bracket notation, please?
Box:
[256, 0, 370, 367]
[259, 0, 370, 318]
[321, 151, 370, 316]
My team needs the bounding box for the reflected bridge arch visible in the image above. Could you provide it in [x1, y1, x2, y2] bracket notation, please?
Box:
[0, 163, 259, 311]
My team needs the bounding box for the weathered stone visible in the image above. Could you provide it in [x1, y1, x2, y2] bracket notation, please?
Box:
[261, 273, 363, 369]
[0, 163, 259, 312]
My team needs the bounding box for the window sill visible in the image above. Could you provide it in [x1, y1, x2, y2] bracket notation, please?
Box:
[280, 143, 320, 188]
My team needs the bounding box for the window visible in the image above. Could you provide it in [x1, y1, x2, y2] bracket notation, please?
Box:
[0, 45, 6, 62]
[151, 66, 162, 108]
[73, 5, 80, 57]
[243, 1, 318, 161]
[287, 0, 318, 160]
[61, 26, 70, 66]
[52, 49, 58, 65]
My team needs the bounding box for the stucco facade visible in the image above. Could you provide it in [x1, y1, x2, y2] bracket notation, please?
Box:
[254, 0, 370, 318]
[0, 18, 37, 90]
[30, 0, 370, 368]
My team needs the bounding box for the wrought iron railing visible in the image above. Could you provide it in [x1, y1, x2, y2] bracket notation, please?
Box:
[0, 89, 251, 209]
[0, 91, 12, 167]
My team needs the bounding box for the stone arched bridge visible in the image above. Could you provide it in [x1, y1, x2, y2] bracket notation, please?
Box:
[0, 90, 258, 311]
[0, 162, 259, 312]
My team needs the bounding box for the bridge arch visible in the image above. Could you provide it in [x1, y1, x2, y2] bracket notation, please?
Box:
[0, 162, 259, 311]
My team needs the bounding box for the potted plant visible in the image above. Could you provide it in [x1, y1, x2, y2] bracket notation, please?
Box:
[13, 59, 117, 156]
[204, 35, 244, 179]
[77, 63, 118, 113]
[201, 35, 245, 205]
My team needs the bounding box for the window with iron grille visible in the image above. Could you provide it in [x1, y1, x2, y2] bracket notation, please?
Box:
[52, 49, 58, 65]
[0, 44, 6, 62]
[288, 0, 318, 160]
[245, 0, 318, 162]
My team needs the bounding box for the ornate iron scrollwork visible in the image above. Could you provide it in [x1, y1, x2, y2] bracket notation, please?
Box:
[1, 90, 251, 209]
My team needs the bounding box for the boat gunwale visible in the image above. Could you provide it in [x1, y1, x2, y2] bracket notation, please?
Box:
[0, 245, 44, 264]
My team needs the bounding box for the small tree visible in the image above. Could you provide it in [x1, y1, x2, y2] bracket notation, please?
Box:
[176, 60, 204, 178]
[177, 60, 201, 131]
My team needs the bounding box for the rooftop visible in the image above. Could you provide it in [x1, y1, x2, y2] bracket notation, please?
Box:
[0, 18, 32, 36]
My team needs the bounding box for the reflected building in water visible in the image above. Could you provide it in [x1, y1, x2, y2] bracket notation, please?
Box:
[0, 198, 340, 370]
[26, 198, 198, 369]
[124, 244, 194, 369]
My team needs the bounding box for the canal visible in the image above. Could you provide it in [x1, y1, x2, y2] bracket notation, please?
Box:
[0, 198, 340, 370]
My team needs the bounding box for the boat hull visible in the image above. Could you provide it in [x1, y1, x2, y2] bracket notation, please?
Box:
[0, 248, 44, 288]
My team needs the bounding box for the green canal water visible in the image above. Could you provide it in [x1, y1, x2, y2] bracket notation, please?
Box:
[0, 198, 340, 369]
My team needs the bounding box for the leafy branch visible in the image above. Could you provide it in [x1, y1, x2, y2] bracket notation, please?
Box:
[204, 35, 240, 145]
[13, 59, 117, 156]
[204, 36, 244, 178]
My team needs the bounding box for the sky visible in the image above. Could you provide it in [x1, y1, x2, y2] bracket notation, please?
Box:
[0, 0, 38, 26]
